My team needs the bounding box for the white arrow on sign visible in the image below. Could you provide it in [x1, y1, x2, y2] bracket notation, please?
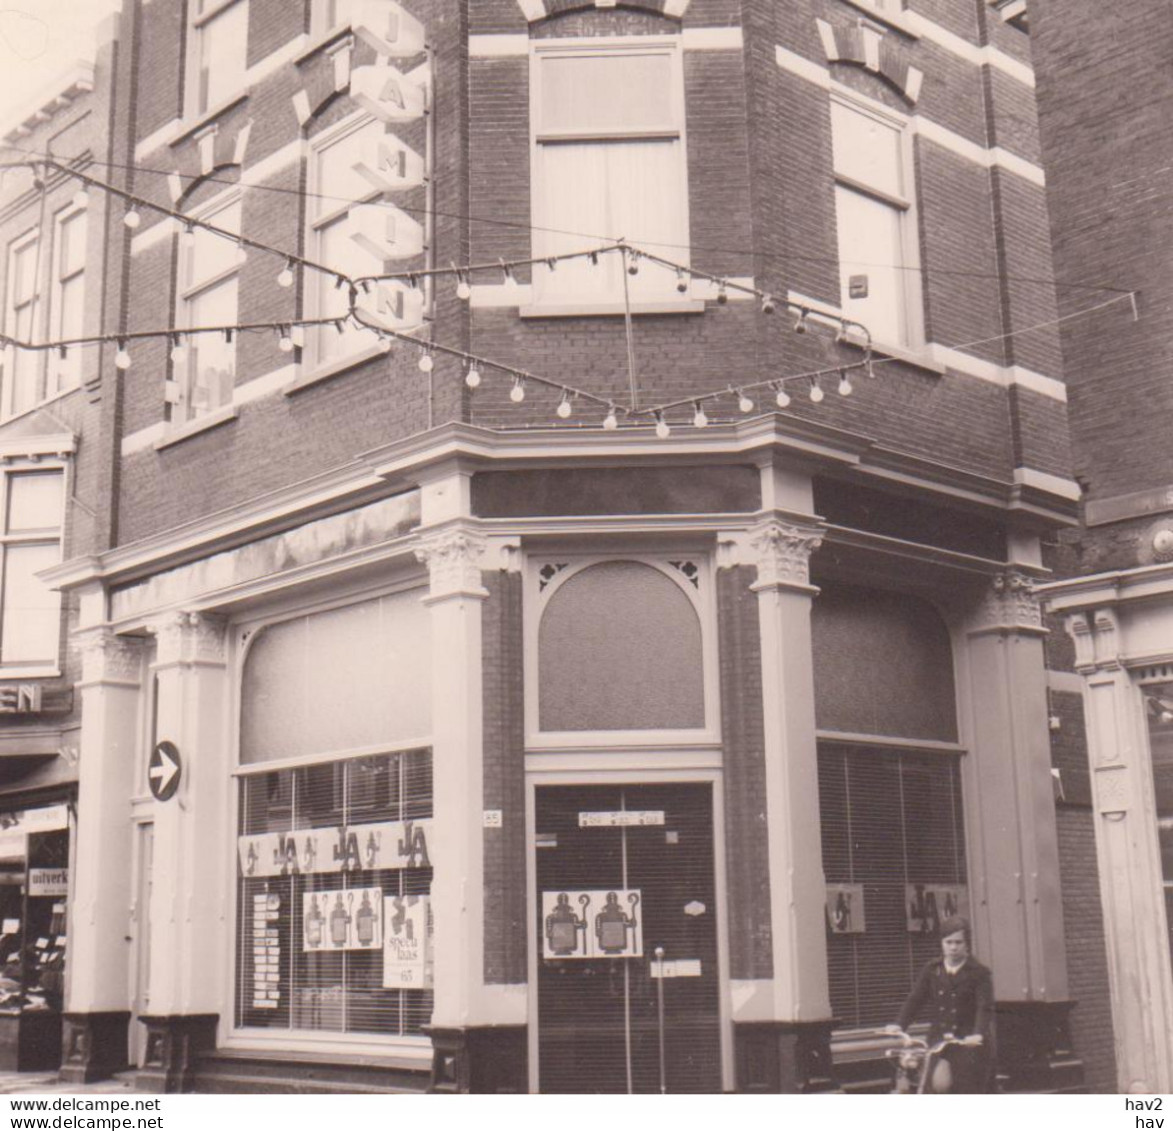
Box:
[150, 746, 180, 794]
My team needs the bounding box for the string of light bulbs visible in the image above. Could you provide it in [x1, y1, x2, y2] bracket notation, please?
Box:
[0, 158, 1135, 439]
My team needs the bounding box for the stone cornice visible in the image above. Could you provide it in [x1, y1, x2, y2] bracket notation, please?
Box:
[1038, 560, 1173, 614]
[44, 418, 1081, 596]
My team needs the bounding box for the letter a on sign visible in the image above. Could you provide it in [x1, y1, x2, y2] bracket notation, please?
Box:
[148, 740, 182, 802]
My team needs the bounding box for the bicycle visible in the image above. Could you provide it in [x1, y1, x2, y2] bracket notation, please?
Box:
[884, 1030, 983, 1094]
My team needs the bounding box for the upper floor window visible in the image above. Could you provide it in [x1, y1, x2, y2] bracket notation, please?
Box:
[306, 115, 388, 369]
[831, 96, 920, 348]
[530, 40, 689, 307]
[49, 209, 87, 397]
[0, 468, 64, 672]
[2, 204, 87, 418]
[169, 195, 241, 425]
[189, 0, 249, 117]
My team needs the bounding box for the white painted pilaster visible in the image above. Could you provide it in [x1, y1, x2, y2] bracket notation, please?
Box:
[143, 612, 231, 1017]
[749, 514, 831, 1021]
[1065, 609, 1173, 1093]
[415, 520, 492, 1027]
[957, 573, 1069, 1001]
[67, 629, 146, 1014]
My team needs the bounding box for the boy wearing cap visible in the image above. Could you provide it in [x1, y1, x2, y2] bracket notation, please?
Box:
[885, 916, 994, 1093]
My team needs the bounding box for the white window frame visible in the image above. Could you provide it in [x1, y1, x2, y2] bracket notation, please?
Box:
[303, 112, 388, 375]
[3, 230, 41, 418]
[186, 0, 250, 120]
[830, 89, 923, 351]
[47, 202, 87, 398]
[524, 554, 721, 753]
[0, 460, 67, 677]
[169, 190, 243, 427]
[527, 36, 696, 315]
[223, 583, 436, 1059]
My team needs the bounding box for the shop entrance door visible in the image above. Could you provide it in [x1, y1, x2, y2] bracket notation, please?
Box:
[535, 783, 721, 1093]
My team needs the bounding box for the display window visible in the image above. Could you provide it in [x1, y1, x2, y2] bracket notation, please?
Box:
[235, 749, 433, 1036]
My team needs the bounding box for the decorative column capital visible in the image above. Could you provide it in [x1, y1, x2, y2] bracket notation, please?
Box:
[415, 525, 490, 600]
[748, 518, 823, 592]
[971, 570, 1045, 633]
[146, 611, 228, 668]
[77, 629, 146, 685]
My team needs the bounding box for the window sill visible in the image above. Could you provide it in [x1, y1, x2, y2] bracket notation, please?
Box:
[169, 92, 250, 149]
[520, 299, 706, 319]
[841, 331, 945, 377]
[294, 25, 353, 66]
[0, 665, 61, 681]
[153, 404, 238, 450]
[0, 386, 82, 434]
[836, 0, 919, 38]
[283, 343, 389, 396]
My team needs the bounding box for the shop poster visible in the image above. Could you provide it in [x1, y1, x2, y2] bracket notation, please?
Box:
[303, 887, 384, 952]
[252, 891, 282, 1009]
[239, 818, 433, 878]
[383, 895, 429, 989]
[541, 889, 642, 960]
[906, 883, 969, 935]
[826, 883, 865, 934]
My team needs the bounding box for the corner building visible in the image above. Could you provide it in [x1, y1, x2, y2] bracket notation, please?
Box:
[49, 0, 1087, 1092]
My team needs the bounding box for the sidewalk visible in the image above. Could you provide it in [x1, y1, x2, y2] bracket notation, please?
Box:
[0, 1071, 136, 1095]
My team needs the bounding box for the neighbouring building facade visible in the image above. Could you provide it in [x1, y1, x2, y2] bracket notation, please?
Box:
[1031, 0, 1173, 1095]
[0, 27, 119, 1076]
[30, 0, 1104, 1094]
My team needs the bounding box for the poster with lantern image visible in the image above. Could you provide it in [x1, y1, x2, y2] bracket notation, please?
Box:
[302, 887, 383, 952]
[383, 894, 429, 988]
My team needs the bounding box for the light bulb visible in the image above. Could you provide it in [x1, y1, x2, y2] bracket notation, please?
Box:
[603, 407, 618, 431]
[794, 309, 808, 334]
[277, 265, 294, 288]
[556, 396, 572, 419]
[838, 372, 853, 396]
[510, 379, 526, 403]
[235, 242, 248, 264]
[170, 338, 186, 363]
[655, 416, 671, 439]
[775, 386, 791, 409]
[627, 255, 640, 276]
[72, 189, 89, 209]
[716, 282, 728, 305]
[465, 364, 481, 389]
[809, 378, 824, 404]
[761, 295, 776, 315]
[123, 209, 141, 229]
[278, 332, 294, 353]
[693, 404, 709, 428]
[418, 352, 434, 373]
[738, 392, 754, 414]
[114, 343, 131, 369]
[456, 277, 472, 301]
[676, 271, 688, 294]
[181, 225, 196, 248]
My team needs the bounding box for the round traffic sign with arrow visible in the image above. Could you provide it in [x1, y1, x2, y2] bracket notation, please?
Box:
[149, 740, 182, 802]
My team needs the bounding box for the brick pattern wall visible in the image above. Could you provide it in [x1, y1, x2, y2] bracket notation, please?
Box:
[1032, 0, 1173, 503]
[717, 564, 773, 980]
[482, 569, 527, 985]
[1056, 808, 1118, 1093]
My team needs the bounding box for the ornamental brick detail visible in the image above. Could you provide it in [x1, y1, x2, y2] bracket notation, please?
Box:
[749, 519, 823, 590]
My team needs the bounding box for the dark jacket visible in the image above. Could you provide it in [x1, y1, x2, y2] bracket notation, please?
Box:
[897, 956, 993, 1042]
